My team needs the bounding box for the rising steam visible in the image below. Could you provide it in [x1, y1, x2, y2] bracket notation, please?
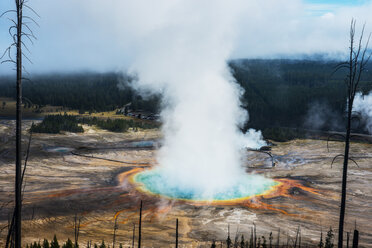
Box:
[128, 0, 267, 197]
[353, 92, 372, 134]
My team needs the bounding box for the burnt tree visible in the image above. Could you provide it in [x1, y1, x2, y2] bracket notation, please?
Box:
[333, 19, 371, 247]
[138, 200, 142, 248]
[1, 1, 38, 247]
[175, 218, 179, 248]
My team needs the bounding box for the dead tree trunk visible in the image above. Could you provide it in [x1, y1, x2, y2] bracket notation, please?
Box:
[175, 218, 178, 248]
[5, 130, 32, 248]
[226, 224, 231, 248]
[1, 1, 37, 246]
[15, 1, 23, 247]
[294, 226, 300, 248]
[74, 214, 81, 248]
[138, 200, 142, 248]
[253, 223, 256, 248]
[339, 103, 352, 247]
[112, 216, 117, 248]
[352, 229, 358, 248]
[334, 19, 371, 248]
[132, 223, 135, 248]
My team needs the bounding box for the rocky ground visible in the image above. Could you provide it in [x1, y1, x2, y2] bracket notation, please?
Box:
[0, 120, 371, 247]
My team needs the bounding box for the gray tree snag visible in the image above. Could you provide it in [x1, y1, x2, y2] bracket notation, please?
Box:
[5, 125, 33, 248]
[175, 218, 179, 248]
[112, 215, 117, 248]
[334, 19, 371, 248]
[132, 223, 135, 248]
[15, 1, 23, 246]
[74, 214, 81, 248]
[138, 200, 142, 248]
[1, 1, 38, 247]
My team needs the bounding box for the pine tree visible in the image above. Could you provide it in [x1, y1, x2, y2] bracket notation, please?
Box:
[269, 232, 273, 248]
[325, 227, 334, 248]
[43, 239, 50, 248]
[227, 234, 232, 248]
[62, 238, 73, 248]
[240, 235, 245, 248]
[51, 235, 60, 248]
[211, 240, 216, 248]
[257, 237, 261, 248]
[99, 240, 106, 248]
[319, 230, 324, 248]
[262, 236, 267, 248]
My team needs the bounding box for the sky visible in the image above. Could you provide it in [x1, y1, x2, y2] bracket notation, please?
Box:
[0, 0, 371, 74]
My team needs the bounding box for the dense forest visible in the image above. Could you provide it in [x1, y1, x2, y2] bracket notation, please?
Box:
[1, 59, 372, 132]
[30, 115, 84, 133]
[30, 114, 159, 134]
[229, 59, 372, 131]
[0, 73, 160, 113]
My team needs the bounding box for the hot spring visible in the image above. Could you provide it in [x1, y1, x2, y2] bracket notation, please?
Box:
[133, 168, 278, 201]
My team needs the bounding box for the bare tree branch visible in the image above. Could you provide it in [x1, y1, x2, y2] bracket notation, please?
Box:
[348, 157, 359, 168]
[9, 25, 17, 37]
[0, 10, 17, 18]
[1, 59, 17, 64]
[21, 41, 31, 54]
[327, 134, 345, 152]
[331, 154, 345, 168]
[21, 51, 33, 64]
[7, 17, 17, 27]
[21, 32, 35, 45]
[23, 4, 40, 18]
[22, 15, 39, 27]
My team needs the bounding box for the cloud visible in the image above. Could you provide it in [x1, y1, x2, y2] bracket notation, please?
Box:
[233, 0, 372, 59]
[0, 0, 372, 74]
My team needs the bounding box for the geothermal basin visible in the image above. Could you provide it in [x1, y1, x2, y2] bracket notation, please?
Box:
[133, 168, 278, 201]
[1, 121, 372, 247]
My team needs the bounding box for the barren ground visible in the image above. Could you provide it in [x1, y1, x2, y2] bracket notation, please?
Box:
[0, 120, 371, 247]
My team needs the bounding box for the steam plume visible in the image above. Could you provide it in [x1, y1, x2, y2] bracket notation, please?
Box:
[353, 92, 372, 134]
[129, 0, 267, 196]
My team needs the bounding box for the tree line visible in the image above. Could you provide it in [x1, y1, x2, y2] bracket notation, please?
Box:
[26, 236, 124, 248]
[23, 226, 352, 248]
[0, 73, 160, 113]
[1, 60, 372, 132]
[30, 114, 159, 134]
[229, 59, 372, 131]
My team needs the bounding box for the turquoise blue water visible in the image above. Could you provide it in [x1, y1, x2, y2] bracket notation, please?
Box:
[134, 169, 278, 201]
